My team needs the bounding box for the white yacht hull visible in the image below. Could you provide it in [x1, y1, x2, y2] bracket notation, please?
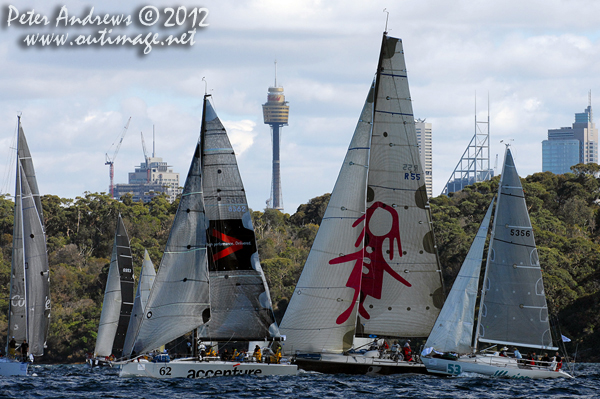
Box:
[0, 359, 28, 376]
[422, 355, 572, 379]
[119, 359, 298, 379]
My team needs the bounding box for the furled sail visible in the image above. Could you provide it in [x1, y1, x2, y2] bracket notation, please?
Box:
[198, 98, 278, 341]
[425, 200, 494, 354]
[8, 121, 51, 357]
[279, 85, 373, 354]
[95, 214, 134, 357]
[129, 142, 211, 356]
[359, 34, 444, 338]
[477, 148, 557, 350]
[122, 249, 156, 356]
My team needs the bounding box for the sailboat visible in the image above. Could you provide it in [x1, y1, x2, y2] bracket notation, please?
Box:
[421, 146, 573, 379]
[118, 94, 297, 378]
[279, 32, 445, 375]
[2, 116, 51, 376]
[90, 214, 134, 366]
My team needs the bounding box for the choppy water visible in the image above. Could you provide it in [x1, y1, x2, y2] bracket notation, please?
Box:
[1, 363, 598, 398]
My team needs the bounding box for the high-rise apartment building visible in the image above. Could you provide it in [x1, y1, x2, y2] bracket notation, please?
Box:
[415, 119, 433, 198]
[542, 103, 598, 174]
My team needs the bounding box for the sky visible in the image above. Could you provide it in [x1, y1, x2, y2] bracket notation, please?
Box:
[1, 0, 600, 213]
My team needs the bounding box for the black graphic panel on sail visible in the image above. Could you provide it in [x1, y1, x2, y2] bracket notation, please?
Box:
[206, 219, 257, 271]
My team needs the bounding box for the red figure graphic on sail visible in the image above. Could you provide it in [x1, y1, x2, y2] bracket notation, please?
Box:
[330, 201, 411, 325]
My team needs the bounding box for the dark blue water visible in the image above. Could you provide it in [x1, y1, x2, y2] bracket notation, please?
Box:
[1, 363, 598, 398]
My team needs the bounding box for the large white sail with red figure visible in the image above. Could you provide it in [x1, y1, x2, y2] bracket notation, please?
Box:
[280, 33, 444, 355]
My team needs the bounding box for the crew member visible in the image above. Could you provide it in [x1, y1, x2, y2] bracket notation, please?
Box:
[403, 340, 412, 362]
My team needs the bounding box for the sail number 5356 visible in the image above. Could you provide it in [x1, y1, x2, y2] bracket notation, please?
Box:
[510, 229, 531, 237]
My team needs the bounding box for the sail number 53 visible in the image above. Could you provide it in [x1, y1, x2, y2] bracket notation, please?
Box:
[447, 363, 461, 375]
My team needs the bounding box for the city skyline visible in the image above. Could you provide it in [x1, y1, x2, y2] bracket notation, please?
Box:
[1, 1, 600, 212]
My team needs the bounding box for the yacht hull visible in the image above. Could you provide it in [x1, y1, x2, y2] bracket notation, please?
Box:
[0, 359, 28, 376]
[294, 353, 429, 375]
[422, 355, 572, 379]
[119, 359, 298, 379]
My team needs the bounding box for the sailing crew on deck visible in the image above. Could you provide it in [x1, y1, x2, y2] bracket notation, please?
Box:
[390, 341, 400, 361]
[253, 345, 262, 363]
[8, 337, 16, 358]
[20, 339, 28, 361]
[403, 340, 413, 362]
[512, 347, 522, 359]
[554, 352, 562, 371]
[499, 347, 508, 357]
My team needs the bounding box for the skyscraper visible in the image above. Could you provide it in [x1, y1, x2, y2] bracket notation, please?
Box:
[542, 100, 598, 174]
[415, 119, 433, 198]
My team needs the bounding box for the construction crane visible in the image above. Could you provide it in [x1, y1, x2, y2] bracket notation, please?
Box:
[105, 117, 131, 198]
[140, 131, 150, 183]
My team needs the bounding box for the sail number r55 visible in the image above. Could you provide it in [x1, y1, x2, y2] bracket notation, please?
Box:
[447, 363, 462, 375]
[404, 172, 421, 180]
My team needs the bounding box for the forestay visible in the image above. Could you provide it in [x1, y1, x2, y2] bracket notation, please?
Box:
[425, 200, 494, 354]
[477, 148, 556, 350]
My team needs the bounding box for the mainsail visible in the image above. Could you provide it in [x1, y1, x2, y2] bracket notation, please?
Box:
[425, 200, 494, 354]
[476, 148, 556, 350]
[95, 214, 134, 357]
[198, 97, 279, 341]
[7, 119, 51, 357]
[122, 250, 156, 356]
[280, 34, 444, 354]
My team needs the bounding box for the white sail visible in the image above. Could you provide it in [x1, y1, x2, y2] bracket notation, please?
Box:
[8, 121, 51, 357]
[281, 34, 444, 354]
[477, 148, 557, 350]
[198, 98, 278, 341]
[359, 35, 443, 338]
[425, 200, 494, 354]
[129, 142, 211, 356]
[94, 241, 122, 357]
[122, 250, 156, 357]
[279, 85, 373, 354]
